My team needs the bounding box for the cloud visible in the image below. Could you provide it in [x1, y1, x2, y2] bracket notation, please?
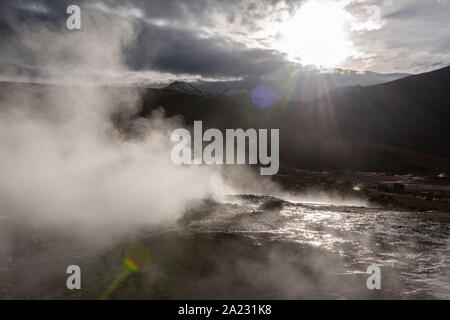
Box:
[0, 0, 448, 85]
[0, 0, 294, 85]
[342, 0, 450, 72]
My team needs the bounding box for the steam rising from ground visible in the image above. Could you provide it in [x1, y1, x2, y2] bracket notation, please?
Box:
[0, 13, 366, 255]
[3, 13, 442, 301]
[0, 16, 234, 247]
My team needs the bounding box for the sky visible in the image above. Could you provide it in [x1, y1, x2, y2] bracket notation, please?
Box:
[0, 0, 449, 92]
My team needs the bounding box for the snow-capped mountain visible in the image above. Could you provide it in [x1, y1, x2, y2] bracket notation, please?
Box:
[164, 82, 253, 103]
[164, 81, 205, 96]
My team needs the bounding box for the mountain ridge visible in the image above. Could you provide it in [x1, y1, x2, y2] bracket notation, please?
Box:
[1, 66, 448, 173]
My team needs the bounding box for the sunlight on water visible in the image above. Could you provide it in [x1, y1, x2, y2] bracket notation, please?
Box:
[185, 195, 450, 298]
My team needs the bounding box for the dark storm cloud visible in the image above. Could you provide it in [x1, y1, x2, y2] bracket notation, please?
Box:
[0, 0, 298, 82]
[125, 22, 289, 79]
[0, 0, 448, 85]
[96, 0, 302, 78]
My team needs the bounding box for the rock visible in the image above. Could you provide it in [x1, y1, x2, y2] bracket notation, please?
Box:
[258, 198, 284, 211]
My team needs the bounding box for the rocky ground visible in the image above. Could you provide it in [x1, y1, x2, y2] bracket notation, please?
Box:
[1, 190, 449, 299]
[274, 167, 450, 213]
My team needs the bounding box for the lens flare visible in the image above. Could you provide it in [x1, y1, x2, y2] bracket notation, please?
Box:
[252, 84, 277, 108]
[99, 243, 150, 300]
[123, 257, 139, 272]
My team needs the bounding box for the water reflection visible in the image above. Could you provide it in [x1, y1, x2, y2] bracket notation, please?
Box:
[184, 195, 450, 299]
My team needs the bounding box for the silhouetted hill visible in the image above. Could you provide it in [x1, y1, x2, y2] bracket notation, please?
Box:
[138, 66, 450, 173]
[164, 81, 204, 96]
[269, 66, 450, 160]
[1, 66, 449, 173]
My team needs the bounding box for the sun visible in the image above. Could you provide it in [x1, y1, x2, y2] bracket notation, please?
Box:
[277, 1, 355, 68]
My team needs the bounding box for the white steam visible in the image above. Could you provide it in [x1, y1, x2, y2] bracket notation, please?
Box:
[0, 11, 366, 249]
[0, 15, 231, 242]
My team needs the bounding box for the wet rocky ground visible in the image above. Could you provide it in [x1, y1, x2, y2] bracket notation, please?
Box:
[1, 191, 448, 300]
[275, 168, 450, 212]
